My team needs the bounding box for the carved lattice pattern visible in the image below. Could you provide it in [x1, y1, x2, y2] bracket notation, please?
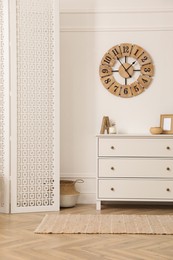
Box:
[0, 0, 4, 208]
[16, 0, 55, 207]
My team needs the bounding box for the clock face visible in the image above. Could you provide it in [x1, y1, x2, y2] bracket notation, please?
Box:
[99, 43, 154, 98]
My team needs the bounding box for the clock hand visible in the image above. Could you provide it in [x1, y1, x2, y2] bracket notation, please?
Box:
[126, 61, 136, 71]
[117, 57, 131, 78]
[126, 51, 144, 71]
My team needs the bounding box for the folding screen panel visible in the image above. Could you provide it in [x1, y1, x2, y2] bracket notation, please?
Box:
[0, 0, 9, 213]
[10, 0, 59, 213]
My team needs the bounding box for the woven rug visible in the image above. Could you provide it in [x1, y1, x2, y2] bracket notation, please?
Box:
[35, 214, 173, 234]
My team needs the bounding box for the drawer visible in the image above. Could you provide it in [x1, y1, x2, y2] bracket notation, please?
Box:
[98, 179, 173, 199]
[98, 158, 173, 178]
[98, 138, 173, 157]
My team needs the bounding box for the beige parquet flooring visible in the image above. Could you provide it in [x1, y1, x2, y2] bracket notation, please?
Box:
[0, 204, 173, 260]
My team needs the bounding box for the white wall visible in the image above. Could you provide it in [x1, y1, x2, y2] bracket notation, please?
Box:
[60, 0, 173, 203]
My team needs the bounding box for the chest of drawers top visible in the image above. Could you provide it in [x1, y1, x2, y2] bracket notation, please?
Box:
[97, 134, 173, 157]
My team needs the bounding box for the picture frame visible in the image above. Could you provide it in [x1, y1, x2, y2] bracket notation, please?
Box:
[160, 114, 173, 134]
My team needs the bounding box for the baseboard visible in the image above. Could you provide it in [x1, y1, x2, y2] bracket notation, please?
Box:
[77, 193, 96, 204]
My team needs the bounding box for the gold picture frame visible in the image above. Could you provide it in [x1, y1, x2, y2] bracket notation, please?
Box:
[160, 114, 173, 134]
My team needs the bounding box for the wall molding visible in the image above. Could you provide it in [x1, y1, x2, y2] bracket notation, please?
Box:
[61, 173, 95, 179]
[60, 8, 173, 14]
[61, 26, 173, 33]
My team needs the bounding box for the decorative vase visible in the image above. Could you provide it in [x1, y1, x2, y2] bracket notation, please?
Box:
[109, 124, 117, 134]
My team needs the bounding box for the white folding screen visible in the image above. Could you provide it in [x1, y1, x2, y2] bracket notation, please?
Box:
[0, 0, 9, 213]
[0, 0, 60, 213]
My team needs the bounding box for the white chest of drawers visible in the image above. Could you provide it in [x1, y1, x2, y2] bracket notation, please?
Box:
[96, 134, 173, 210]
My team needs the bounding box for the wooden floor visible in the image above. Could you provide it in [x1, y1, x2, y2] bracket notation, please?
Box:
[1, 204, 173, 260]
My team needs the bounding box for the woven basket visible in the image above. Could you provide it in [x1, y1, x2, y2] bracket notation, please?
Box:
[60, 179, 84, 207]
[60, 179, 83, 195]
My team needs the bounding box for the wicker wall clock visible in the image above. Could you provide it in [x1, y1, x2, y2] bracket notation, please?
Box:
[99, 43, 154, 98]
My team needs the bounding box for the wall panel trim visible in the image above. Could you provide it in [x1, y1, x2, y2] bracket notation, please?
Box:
[61, 173, 95, 179]
[60, 8, 173, 14]
[60, 26, 173, 33]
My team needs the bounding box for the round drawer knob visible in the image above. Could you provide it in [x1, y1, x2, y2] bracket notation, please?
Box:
[166, 167, 170, 171]
[111, 167, 114, 170]
[166, 146, 170, 150]
[111, 187, 114, 191]
[166, 188, 170, 192]
[111, 146, 115, 150]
